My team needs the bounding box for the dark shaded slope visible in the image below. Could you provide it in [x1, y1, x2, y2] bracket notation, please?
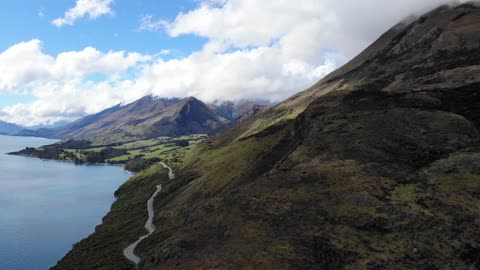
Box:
[147, 97, 229, 137]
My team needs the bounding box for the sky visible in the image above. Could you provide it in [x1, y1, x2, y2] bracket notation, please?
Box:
[0, 0, 472, 126]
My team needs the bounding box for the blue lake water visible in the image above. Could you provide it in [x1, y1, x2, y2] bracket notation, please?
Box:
[0, 135, 132, 270]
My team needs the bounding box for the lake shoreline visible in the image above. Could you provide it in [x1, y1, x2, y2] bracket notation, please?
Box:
[7, 151, 129, 169]
[0, 135, 132, 270]
[8, 151, 153, 175]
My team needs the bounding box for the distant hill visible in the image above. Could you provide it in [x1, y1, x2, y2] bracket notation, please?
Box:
[27, 120, 70, 130]
[12, 104, 127, 139]
[12, 128, 59, 138]
[0, 121, 23, 135]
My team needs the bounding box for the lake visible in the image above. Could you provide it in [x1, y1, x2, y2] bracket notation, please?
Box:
[0, 135, 132, 270]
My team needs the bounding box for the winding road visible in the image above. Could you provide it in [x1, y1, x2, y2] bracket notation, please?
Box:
[123, 162, 175, 267]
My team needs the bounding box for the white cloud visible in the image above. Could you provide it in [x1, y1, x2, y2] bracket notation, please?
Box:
[137, 14, 169, 32]
[1, 0, 472, 126]
[0, 40, 150, 126]
[2, 79, 130, 126]
[134, 47, 337, 102]
[0, 39, 149, 93]
[52, 0, 114, 27]
[0, 40, 53, 91]
[166, 0, 469, 58]
[54, 47, 150, 76]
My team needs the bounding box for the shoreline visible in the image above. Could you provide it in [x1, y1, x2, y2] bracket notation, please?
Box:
[0, 135, 133, 270]
[7, 152, 131, 169]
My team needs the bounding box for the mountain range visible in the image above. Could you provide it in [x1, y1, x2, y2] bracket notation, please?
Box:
[0, 120, 71, 135]
[0, 121, 23, 135]
[13, 96, 270, 144]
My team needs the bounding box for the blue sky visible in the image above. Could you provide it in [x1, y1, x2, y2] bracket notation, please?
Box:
[0, 0, 204, 55]
[0, 0, 206, 112]
[0, 0, 455, 126]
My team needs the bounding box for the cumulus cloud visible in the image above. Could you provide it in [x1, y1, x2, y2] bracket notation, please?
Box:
[0, 39, 149, 92]
[0, 40, 149, 126]
[2, 79, 131, 126]
[166, 0, 469, 58]
[1, 0, 472, 126]
[52, 0, 114, 27]
[134, 47, 337, 102]
[0, 40, 53, 91]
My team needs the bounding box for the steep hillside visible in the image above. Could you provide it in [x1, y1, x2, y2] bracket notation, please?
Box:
[135, 97, 229, 139]
[53, 4, 480, 270]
